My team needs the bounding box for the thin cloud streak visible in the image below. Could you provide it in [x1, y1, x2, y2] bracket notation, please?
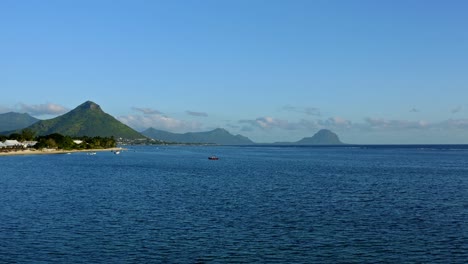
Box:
[440, 119, 468, 129]
[239, 117, 322, 131]
[186, 111, 208, 117]
[282, 105, 321, 116]
[132, 107, 163, 115]
[362, 117, 468, 130]
[451, 106, 463, 114]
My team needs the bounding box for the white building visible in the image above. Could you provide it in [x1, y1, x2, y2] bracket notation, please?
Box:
[4, 140, 21, 147]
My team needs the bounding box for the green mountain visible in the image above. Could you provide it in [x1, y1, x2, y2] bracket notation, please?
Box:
[142, 127, 254, 145]
[294, 129, 344, 145]
[0, 112, 39, 132]
[23, 101, 144, 139]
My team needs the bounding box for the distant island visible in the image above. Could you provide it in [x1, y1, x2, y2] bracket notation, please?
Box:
[1, 100, 345, 146]
[274, 129, 344, 145]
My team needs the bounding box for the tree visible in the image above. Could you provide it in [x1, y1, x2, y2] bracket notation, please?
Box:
[21, 129, 36, 141]
[45, 138, 57, 148]
[34, 133, 115, 150]
[8, 133, 22, 141]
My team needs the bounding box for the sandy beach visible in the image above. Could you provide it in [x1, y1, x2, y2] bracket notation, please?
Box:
[0, 147, 124, 156]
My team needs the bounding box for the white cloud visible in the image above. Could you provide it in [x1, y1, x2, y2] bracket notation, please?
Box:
[256, 117, 287, 129]
[18, 103, 68, 116]
[318, 117, 353, 130]
[239, 117, 321, 131]
[118, 113, 203, 132]
[440, 119, 468, 129]
[364, 117, 430, 130]
[239, 117, 299, 130]
[119, 106, 207, 132]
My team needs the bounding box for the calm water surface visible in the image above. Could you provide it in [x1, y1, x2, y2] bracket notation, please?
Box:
[0, 146, 467, 263]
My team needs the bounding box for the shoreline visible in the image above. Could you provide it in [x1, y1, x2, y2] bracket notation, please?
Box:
[0, 147, 124, 157]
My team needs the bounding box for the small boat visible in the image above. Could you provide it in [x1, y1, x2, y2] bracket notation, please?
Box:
[114, 150, 120, 155]
[87, 152, 97, 155]
[208, 156, 219, 160]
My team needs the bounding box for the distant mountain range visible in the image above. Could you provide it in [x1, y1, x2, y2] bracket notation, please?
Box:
[0, 112, 39, 132]
[142, 127, 344, 145]
[3, 101, 144, 139]
[141, 127, 254, 145]
[1, 100, 345, 145]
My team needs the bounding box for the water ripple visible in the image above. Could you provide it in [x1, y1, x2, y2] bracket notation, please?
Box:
[0, 146, 466, 263]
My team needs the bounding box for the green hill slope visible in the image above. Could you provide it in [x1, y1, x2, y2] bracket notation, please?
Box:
[25, 101, 144, 139]
[0, 112, 39, 132]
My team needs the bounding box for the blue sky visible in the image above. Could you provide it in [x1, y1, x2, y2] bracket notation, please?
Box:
[1, 0, 468, 143]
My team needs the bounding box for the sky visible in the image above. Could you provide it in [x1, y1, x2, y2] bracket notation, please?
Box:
[1, 0, 468, 144]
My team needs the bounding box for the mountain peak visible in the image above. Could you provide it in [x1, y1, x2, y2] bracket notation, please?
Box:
[211, 128, 229, 133]
[77, 101, 102, 111]
[315, 129, 333, 135]
[296, 129, 344, 145]
[19, 101, 143, 139]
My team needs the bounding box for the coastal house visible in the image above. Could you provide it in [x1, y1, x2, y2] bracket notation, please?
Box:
[73, 140, 83, 145]
[4, 140, 22, 147]
[0, 142, 6, 148]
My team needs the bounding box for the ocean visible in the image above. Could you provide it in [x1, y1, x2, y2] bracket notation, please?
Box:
[0, 145, 467, 263]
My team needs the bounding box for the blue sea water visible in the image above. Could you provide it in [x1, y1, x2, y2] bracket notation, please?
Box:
[0, 145, 467, 263]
